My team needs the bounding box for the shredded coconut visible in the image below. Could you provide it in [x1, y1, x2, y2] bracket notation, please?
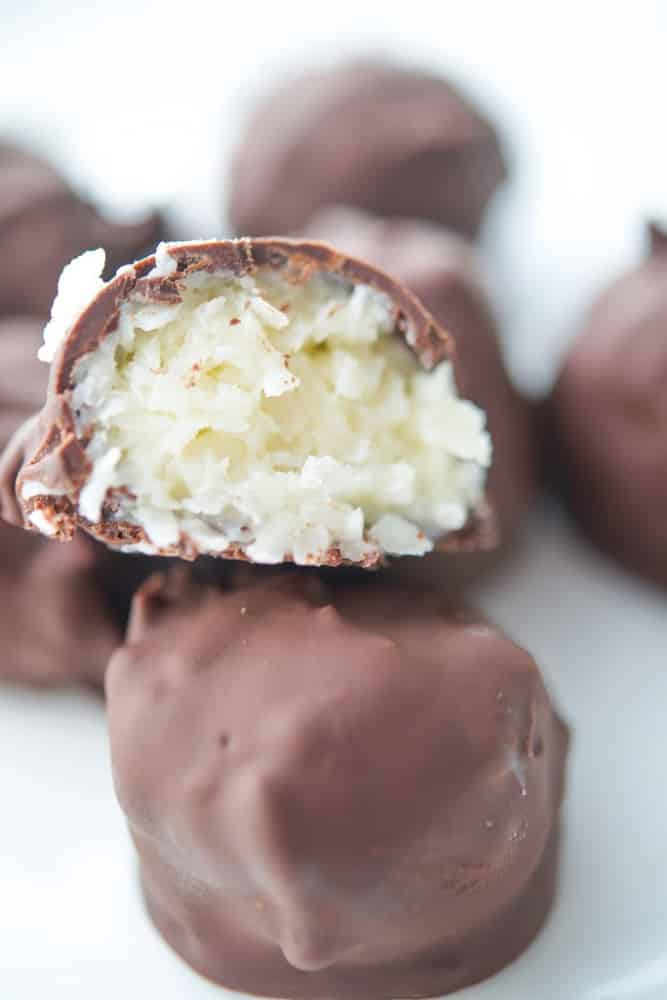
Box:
[67, 265, 491, 562]
[39, 249, 106, 363]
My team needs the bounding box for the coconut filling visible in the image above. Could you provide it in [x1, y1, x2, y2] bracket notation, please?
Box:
[68, 268, 491, 563]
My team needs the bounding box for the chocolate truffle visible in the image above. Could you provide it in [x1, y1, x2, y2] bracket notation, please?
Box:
[0, 142, 164, 318]
[550, 221, 667, 588]
[8, 238, 495, 567]
[107, 570, 568, 999]
[0, 523, 122, 687]
[0, 316, 50, 441]
[301, 206, 537, 587]
[228, 60, 507, 239]
[0, 318, 120, 686]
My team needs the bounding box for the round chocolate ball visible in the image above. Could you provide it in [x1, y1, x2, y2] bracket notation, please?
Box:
[0, 142, 164, 318]
[8, 237, 494, 567]
[0, 317, 152, 687]
[301, 206, 537, 588]
[0, 316, 49, 442]
[550, 222, 667, 588]
[107, 570, 567, 998]
[228, 60, 507, 240]
[0, 522, 121, 688]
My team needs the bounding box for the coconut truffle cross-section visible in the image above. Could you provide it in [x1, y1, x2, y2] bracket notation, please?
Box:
[13, 239, 494, 566]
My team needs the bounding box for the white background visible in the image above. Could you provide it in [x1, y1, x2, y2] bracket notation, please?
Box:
[1, 2, 666, 998]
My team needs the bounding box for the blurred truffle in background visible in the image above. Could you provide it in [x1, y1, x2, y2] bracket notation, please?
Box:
[0, 317, 49, 439]
[108, 569, 567, 999]
[228, 60, 507, 240]
[301, 206, 537, 589]
[0, 142, 165, 318]
[549, 222, 667, 589]
[0, 318, 157, 687]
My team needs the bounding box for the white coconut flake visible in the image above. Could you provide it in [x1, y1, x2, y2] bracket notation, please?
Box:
[39, 249, 106, 364]
[135, 507, 180, 548]
[114, 263, 136, 278]
[78, 446, 121, 522]
[29, 509, 57, 536]
[246, 519, 295, 564]
[132, 301, 184, 331]
[369, 514, 434, 556]
[70, 267, 491, 563]
[148, 241, 176, 278]
[21, 480, 63, 501]
[434, 501, 467, 531]
[251, 296, 289, 330]
[262, 363, 300, 398]
[292, 524, 331, 565]
[180, 517, 229, 554]
[332, 351, 365, 399]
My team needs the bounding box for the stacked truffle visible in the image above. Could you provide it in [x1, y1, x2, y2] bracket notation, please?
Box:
[549, 221, 667, 588]
[0, 61, 573, 1000]
[108, 570, 567, 999]
[0, 143, 164, 318]
[0, 143, 168, 685]
[0, 318, 119, 686]
[1, 232, 567, 996]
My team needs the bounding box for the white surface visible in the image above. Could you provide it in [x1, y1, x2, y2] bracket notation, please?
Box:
[1, 2, 666, 998]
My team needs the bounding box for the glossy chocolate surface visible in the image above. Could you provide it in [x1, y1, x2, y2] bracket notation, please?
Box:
[107, 570, 568, 998]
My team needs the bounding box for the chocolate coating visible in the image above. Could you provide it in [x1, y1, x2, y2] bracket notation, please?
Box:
[0, 142, 164, 318]
[0, 317, 161, 686]
[550, 222, 667, 587]
[0, 316, 50, 443]
[107, 570, 567, 998]
[228, 60, 507, 240]
[0, 523, 121, 687]
[301, 207, 537, 587]
[5, 237, 495, 564]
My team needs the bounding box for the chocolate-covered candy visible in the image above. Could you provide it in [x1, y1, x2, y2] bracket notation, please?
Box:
[0, 318, 121, 686]
[0, 524, 121, 687]
[228, 60, 507, 240]
[7, 238, 495, 567]
[0, 318, 162, 686]
[0, 142, 164, 318]
[0, 316, 50, 443]
[107, 570, 567, 999]
[550, 222, 667, 587]
[301, 207, 537, 587]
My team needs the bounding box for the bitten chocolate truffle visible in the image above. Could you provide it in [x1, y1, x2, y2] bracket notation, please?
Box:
[228, 60, 507, 239]
[0, 142, 164, 318]
[0, 318, 119, 686]
[550, 222, 667, 588]
[0, 523, 122, 687]
[8, 238, 495, 567]
[301, 207, 537, 586]
[107, 571, 568, 999]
